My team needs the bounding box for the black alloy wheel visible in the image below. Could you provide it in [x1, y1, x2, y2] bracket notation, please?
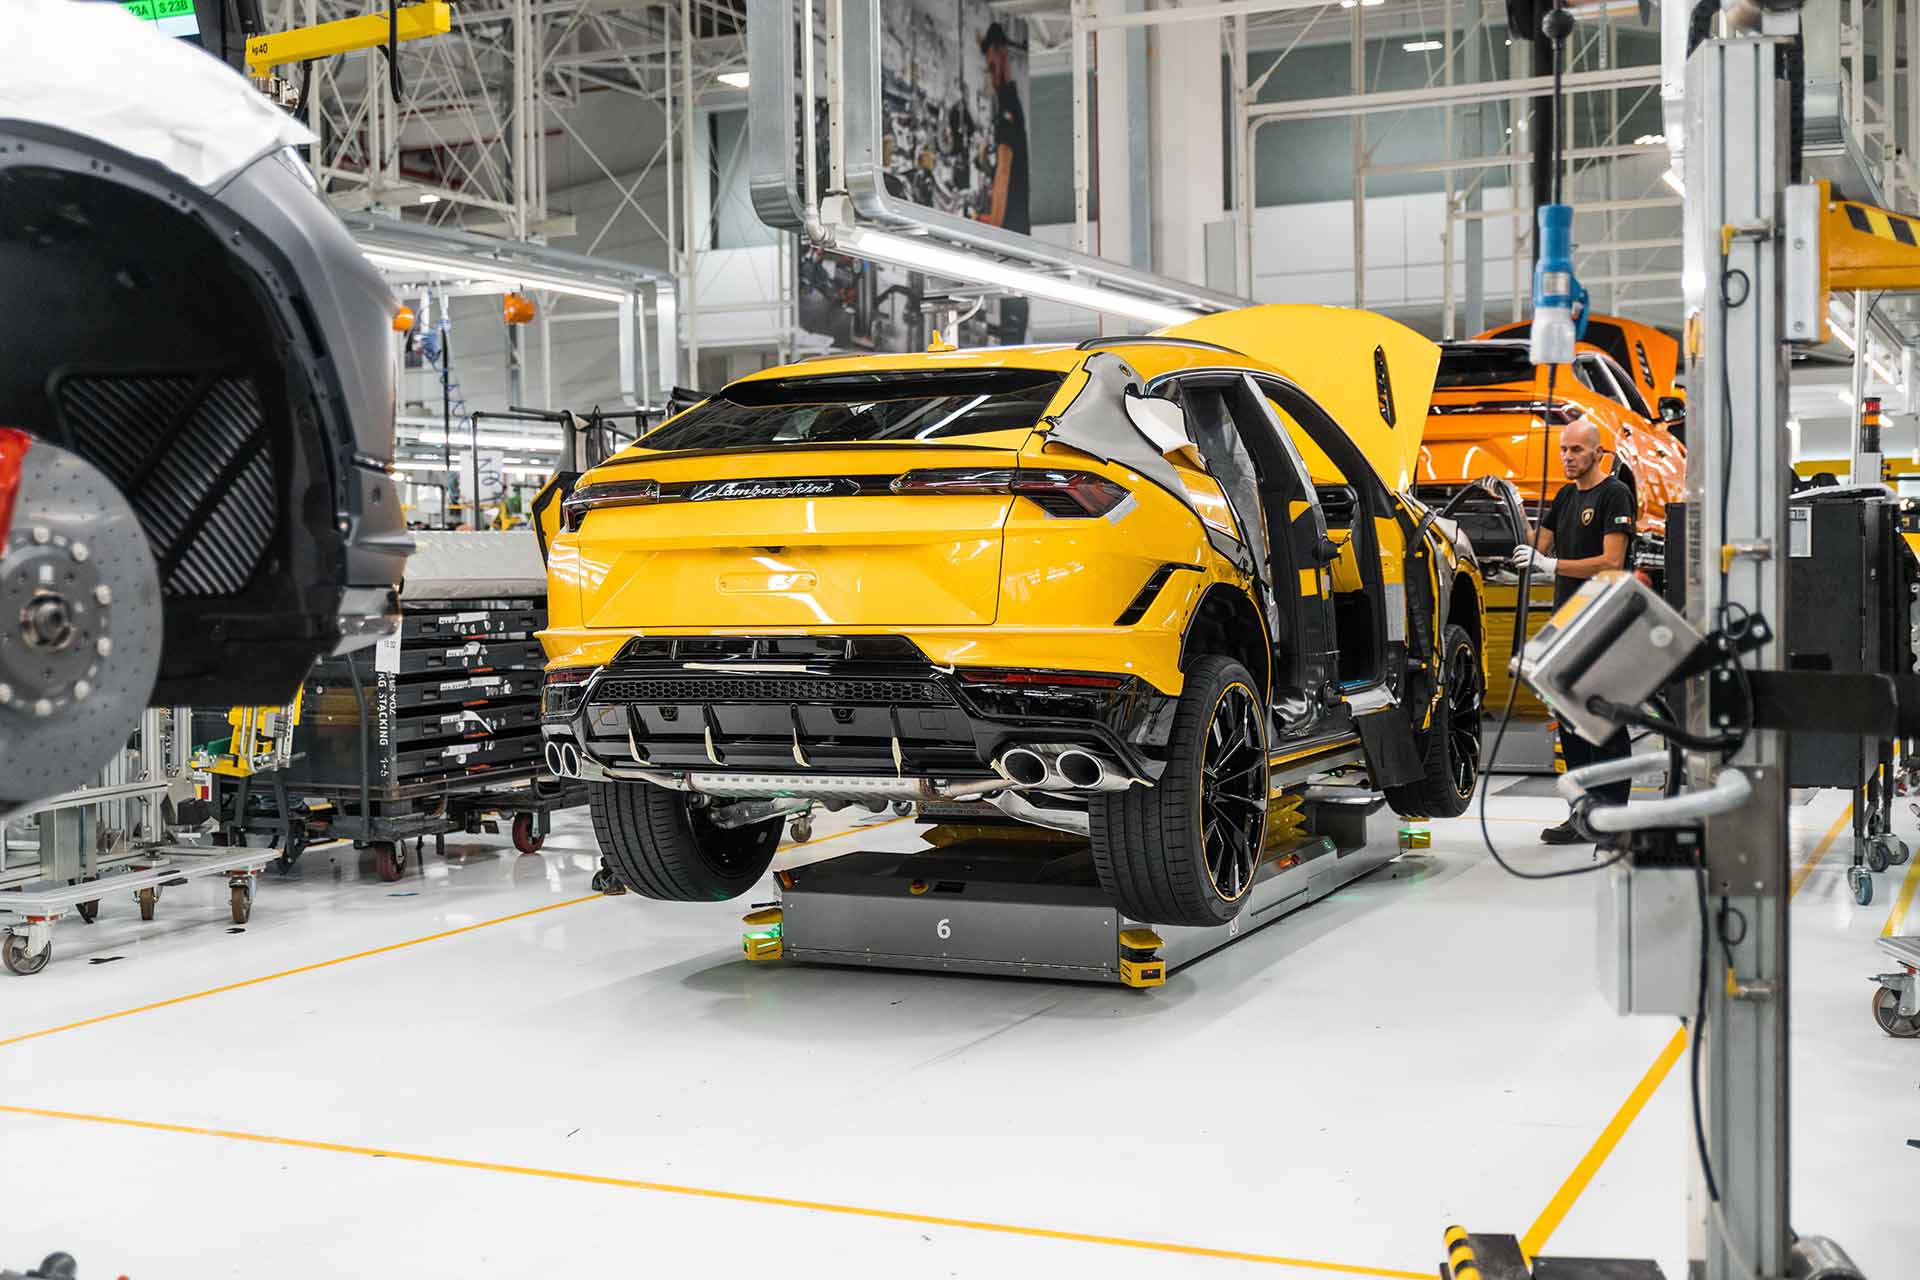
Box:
[1202, 681, 1269, 902]
[1445, 632, 1485, 798]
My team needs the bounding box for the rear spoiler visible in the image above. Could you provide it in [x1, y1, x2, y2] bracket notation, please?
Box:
[1157, 305, 1440, 491]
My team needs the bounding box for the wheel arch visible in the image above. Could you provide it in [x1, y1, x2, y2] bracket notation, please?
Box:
[1179, 583, 1272, 704]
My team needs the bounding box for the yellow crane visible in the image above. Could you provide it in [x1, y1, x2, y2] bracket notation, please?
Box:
[244, 2, 453, 79]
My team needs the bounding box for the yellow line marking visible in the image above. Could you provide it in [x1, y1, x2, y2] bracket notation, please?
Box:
[1520, 799, 1853, 1255]
[0, 894, 602, 1051]
[779, 814, 909, 851]
[1518, 1026, 1688, 1259]
[1883, 855, 1920, 937]
[0, 1102, 1427, 1278]
[1789, 803, 1854, 900]
[2, 817, 913, 1052]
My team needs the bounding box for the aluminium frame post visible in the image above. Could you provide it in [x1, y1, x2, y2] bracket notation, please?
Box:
[1683, 32, 1794, 1280]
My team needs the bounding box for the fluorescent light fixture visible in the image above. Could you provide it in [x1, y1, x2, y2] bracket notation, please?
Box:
[360, 248, 632, 304]
[398, 431, 563, 451]
[1403, 39, 1444, 52]
[1339, 0, 1385, 8]
[832, 225, 1201, 328]
[716, 70, 750, 89]
[1634, 133, 1667, 146]
[1661, 168, 1685, 196]
[417, 193, 440, 205]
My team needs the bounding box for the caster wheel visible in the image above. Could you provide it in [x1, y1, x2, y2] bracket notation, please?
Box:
[891, 801, 913, 817]
[372, 841, 407, 883]
[229, 882, 254, 925]
[1852, 868, 1874, 906]
[137, 886, 159, 921]
[75, 899, 99, 925]
[1868, 840, 1890, 874]
[1872, 985, 1920, 1037]
[2, 933, 50, 976]
[591, 861, 627, 895]
[789, 818, 813, 843]
[1892, 839, 1911, 867]
[511, 812, 545, 854]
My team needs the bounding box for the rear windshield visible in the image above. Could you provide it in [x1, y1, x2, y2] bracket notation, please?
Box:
[636, 368, 1066, 451]
[1434, 345, 1537, 389]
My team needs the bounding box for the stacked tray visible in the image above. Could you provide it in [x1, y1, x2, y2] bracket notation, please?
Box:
[291, 592, 548, 795]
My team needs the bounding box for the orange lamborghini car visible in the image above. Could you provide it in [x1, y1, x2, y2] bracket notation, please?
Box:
[1413, 329, 1687, 577]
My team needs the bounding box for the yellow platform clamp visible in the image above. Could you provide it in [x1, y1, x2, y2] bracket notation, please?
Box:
[1117, 928, 1166, 988]
[741, 907, 784, 961]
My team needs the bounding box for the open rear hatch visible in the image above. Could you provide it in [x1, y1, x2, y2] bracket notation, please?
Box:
[561, 367, 1079, 630]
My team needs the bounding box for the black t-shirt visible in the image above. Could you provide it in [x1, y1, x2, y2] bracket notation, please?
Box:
[1544, 477, 1635, 604]
[993, 81, 1030, 236]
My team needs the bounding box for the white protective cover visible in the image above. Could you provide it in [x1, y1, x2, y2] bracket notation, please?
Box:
[0, 0, 315, 190]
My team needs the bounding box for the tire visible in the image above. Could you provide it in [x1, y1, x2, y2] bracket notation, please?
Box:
[1385, 623, 1484, 819]
[1853, 868, 1874, 906]
[2, 933, 50, 976]
[1867, 838, 1891, 874]
[372, 841, 406, 882]
[1872, 985, 1920, 1037]
[230, 882, 253, 925]
[590, 782, 782, 902]
[1090, 654, 1270, 928]
[511, 812, 545, 854]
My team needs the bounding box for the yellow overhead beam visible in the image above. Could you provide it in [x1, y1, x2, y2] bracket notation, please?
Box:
[245, 2, 453, 77]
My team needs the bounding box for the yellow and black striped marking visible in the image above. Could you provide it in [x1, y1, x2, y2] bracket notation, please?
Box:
[1843, 201, 1920, 247]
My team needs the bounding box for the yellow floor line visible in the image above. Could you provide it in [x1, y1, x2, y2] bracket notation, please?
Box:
[1518, 1027, 1688, 1258]
[0, 894, 603, 1051]
[1789, 804, 1854, 900]
[1882, 855, 1920, 937]
[1519, 799, 1854, 1257]
[0, 1102, 1426, 1278]
[3, 818, 912, 1053]
[779, 815, 909, 851]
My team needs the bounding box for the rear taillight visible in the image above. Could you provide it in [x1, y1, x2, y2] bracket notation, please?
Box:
[561, 479, 659, 531]
[542, 667, 594, 719]
[891, 468, 1128, 517]
[958, 669, 1124, 689]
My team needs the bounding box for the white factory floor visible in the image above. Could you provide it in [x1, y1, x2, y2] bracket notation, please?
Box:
[0, 780, 1912, 1280]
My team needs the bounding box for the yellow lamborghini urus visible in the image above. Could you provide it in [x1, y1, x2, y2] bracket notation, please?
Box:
[535, 306, 1486, 927]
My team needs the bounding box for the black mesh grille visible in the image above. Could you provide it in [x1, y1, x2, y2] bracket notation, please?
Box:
[594, 675, 952, 705]
[59, 372, 275, 596]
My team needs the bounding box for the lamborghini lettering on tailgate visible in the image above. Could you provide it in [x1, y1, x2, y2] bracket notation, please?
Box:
[687, 477, 861, 502]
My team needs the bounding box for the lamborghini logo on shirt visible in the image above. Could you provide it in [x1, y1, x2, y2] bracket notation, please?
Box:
[1581, 508, 1595, 525]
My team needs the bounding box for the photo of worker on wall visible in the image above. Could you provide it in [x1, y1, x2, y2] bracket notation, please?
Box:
[795, 0, 1034, 352]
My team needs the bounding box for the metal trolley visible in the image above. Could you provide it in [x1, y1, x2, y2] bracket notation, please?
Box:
[212, 532, 589, 880]
[1, 709, 277, 976]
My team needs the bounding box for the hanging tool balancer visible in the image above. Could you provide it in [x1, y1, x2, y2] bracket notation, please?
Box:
[1528, 1, 1587, 366]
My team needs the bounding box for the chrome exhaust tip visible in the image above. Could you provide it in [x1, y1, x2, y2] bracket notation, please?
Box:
[559, 741, 582, 778]
[1057, 748, 1134, 792]
[544, 741, 564, 776]
[999, 748, 1049, 788]
[1056, 749, 1105, 790]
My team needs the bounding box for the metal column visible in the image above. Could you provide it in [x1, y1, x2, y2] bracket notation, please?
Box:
[1683, 33, 1794, 1280]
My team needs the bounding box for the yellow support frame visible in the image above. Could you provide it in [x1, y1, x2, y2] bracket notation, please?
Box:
[245, 2, 453, 77]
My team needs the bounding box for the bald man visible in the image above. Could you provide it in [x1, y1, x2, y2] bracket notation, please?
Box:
[1511, 418, 1635, 843]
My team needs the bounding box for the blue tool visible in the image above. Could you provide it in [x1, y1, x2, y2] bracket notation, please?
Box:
[1529, 203, 1589, 365]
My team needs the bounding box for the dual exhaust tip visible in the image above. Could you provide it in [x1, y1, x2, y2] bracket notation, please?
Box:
[998, 745, 1129, 792]
[544, 738, 583, 779]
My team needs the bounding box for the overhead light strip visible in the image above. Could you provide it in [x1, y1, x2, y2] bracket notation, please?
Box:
[359, 247, 634, 304]
[832, 225, 1200, 328]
